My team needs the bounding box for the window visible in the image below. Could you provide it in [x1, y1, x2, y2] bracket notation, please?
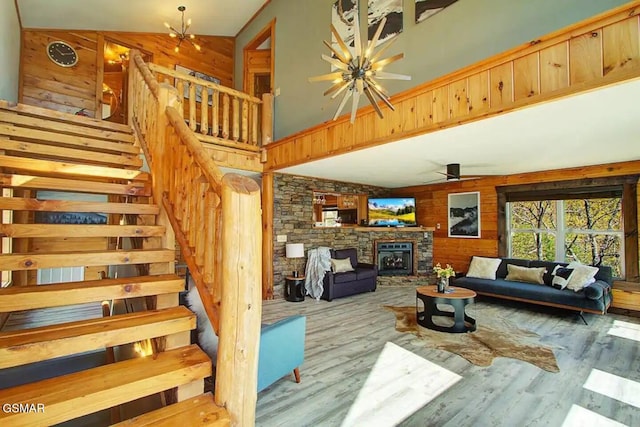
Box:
[507, 198, 624, 277]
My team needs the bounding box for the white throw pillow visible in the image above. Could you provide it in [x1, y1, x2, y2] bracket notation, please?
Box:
[565, 261, 599, 292]
[331, 257, 354, 273]
[466, 256, 502, 280]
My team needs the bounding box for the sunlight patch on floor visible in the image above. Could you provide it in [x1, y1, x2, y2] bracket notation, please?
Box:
[608, 320, 640, 343]
[584, 369, 640, 408]
[340, 342, 461, 427]
[561, 405, 628, 427]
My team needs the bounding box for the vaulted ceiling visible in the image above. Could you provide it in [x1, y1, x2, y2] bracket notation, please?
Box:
[17, 0, 268, 36]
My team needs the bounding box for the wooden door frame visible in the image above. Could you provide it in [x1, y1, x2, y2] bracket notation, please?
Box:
[242, 18, 275, 95]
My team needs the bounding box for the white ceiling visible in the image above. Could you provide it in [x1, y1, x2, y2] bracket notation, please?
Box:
[17, 0, 267, 36]
[279, 79, 640, 188]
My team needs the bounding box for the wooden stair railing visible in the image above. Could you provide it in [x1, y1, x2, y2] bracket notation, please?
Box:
[147, 62, 273, 151]
[0, 102, 230, 425]
[129, 50, 262, 427]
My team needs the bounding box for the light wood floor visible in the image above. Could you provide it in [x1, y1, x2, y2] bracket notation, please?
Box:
[256, 286, 640, 427]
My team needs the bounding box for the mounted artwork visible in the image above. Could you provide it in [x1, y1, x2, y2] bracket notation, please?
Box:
[175, 64, 220, 103]
[368, 0, 403, 46]
[448, 191, 480, 238]
[332, 0, 358, 50]
[415, 0, 458, 24]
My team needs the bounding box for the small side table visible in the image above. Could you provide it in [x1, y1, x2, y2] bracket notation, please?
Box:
[285, 276, 305, 302]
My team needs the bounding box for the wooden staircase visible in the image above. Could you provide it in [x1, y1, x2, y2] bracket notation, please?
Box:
[0, 102, 230, 426]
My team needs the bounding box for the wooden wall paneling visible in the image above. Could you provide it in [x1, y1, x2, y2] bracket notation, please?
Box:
[21, 31, 98, 116]
[400, 97, 417, 132]
[513, 52, 540, 101]
[95, 34, 105, 118]
[448, 79, 469, 119]
[354, 112, 375, 143]
[489, 62, 513, 107]
[375, 100, 403, 139]
[569, 29, 603, 85]
[602, 16, 640, 76]
[467, 71, 489, 115]
[539, 42, 569, 93]
[431, 86, 448, 124]
[415, 91, 433, 128]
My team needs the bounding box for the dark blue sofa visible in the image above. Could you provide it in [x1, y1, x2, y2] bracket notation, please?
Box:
[321, 248, 377, 301]
[451, 258, 612, 314]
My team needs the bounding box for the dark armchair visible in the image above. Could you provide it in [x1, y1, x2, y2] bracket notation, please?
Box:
[322, 248, 378, 301]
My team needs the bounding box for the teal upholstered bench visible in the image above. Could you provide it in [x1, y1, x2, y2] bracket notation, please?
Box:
[257, 315, 306, 392]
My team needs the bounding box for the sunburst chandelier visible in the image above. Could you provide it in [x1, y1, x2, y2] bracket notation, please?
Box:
[309, 16, 410, 124]
[164, 6, 201, 53]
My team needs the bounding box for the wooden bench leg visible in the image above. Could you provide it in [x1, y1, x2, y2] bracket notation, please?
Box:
[293, 368, 301, 383]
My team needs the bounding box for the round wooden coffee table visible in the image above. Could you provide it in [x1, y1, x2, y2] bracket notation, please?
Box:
[416, 285, 477, 333]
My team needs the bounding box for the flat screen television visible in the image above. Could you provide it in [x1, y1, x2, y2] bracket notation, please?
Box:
[367, 197, 417, 227]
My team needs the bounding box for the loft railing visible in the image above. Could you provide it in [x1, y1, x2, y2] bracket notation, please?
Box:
[148, 62, 273, 152]
[128, 50, 262, 427]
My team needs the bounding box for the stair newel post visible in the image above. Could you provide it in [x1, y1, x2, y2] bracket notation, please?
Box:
[215, 173, 262, 427]
[261, 93, 273, 147]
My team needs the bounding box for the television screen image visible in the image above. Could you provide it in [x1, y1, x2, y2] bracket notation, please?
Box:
[367, 197, 417, 226]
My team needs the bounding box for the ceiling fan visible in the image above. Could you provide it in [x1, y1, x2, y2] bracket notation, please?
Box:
[424, 163, 493, 184]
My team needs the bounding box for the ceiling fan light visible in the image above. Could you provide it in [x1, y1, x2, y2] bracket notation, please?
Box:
[163, 22, 171, 29]
[169, 32, 176, 38]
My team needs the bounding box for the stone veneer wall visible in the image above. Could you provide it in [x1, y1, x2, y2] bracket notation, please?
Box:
[273, 173, 434, 293]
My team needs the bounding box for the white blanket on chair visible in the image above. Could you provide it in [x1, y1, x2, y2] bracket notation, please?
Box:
[305, 246, 332, 300]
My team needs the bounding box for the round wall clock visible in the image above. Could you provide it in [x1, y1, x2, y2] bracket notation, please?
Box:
[46, 41, 78, 67]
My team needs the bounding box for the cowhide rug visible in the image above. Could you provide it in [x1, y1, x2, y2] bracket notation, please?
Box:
[384, 305, 560, 373]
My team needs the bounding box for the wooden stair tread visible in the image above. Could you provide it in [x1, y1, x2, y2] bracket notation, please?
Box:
[0, 197, 160, 215]
[0, 306, 195, 369]
[0, 139, 142, 168]
[0, 274, 184, 311]
[0, 155, 149, 181]
[1, 173, 150, 196]
[0, 123, 140, 155]
[0, 345, 212, 427]
[0, 110, 135, 144]
[0, 100, 133, 134]
[0, 248, 174, 271]
[113, 392, 230, 426]
[0, 224, 165, 238]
